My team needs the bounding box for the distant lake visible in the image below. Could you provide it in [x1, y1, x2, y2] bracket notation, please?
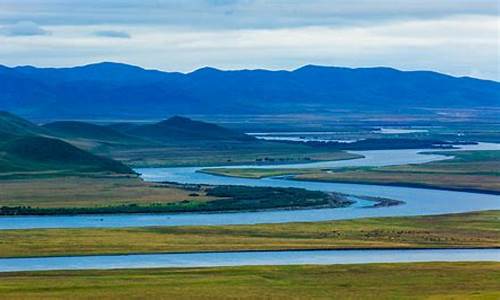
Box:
[376, 128, 429, 134]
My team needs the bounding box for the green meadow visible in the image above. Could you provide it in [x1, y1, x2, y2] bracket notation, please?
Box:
[201, 150, 500, 193]
[1, 211, 498, 258]
[0, 263, 498, 299]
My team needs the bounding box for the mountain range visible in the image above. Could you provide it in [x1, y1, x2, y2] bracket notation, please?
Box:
[1, 62, 498, 119]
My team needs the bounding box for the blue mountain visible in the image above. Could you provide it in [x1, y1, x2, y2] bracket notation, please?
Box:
[1, 62, 498, 119]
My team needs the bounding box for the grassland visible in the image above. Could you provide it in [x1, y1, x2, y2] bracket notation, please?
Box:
[1, 211, 498, 258]
[0, 263, 498, 299]
[0, 177, 347, 215]
[0, 177, 214, 208]
[199, 167, 314, 178]
[105, 141, 361, 167]
[202, 150, 500, 193]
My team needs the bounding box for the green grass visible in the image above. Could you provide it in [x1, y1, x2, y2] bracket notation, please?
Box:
[0, 136, 134, 177]
[203, 150, 500, 193]
[0, 177, 347, 215]
[105, 140, 361, 167]
[0, 177, 215, 208]
[0, 263, 498, 299]
[1, 211, 498, 258]
[199, 167, 317, 178]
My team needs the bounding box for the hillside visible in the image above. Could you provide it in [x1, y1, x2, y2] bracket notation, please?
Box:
[0, 136, 134, 176]
[1, 63, 499, 119]
[120, 116, 255, 142]
[43, 121, 136, 142]
[0, 111, 48, 140]
[0, 113, 135, 176]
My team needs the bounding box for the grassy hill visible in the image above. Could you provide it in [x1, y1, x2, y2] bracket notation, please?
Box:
[0, 111, 359, 169]
[122, 116, 255, 142]
[0, 136, 134, 176]
[0, 112, 136, 177]
[0, 111, 48, 141]
[43, 121, 138, 142]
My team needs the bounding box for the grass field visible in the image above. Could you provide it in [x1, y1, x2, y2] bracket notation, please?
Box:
[202, 150, 500, 193]
[199, 167, 314, 178]
[1, 211, 498, 258]
[0, 262, 498, 299]
[0, 177, 349, 215]
[0, 177, 214, 208]
[105, 141, 361, 167]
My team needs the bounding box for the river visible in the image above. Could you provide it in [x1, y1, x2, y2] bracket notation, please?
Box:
[0, 249, 498, 273]
[1, 142, 499, 271]
[0, 143, 499, 230]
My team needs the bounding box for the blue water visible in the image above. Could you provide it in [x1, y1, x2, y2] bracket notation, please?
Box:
[0, 143, 498, 230]
[1, 143, 499, 272]
[0, 249, 498, 272]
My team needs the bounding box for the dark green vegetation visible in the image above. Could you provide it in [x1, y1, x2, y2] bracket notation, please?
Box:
[0, 111, 134, 177]
[2, 62, 499, 119]
[203, 150, 500, 193]
[1, 211, 498, 258]
[0, 177, 343, 215]
[0, 111, 48, 139]
[202, 185, 350, 211]
[0, 263, 498, 299]
[0, 136, 134, 177]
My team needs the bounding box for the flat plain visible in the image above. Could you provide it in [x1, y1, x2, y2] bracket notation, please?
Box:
[0, 263, 498, 299]
[202, 150, 500, 193]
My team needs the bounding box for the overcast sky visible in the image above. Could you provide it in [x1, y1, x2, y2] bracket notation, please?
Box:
[0, 0, 498, 80]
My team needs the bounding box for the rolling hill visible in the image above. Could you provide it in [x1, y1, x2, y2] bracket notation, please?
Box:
[0, 111, 49, 140]
[1, 62, 498, 119]
[0, 136, 135, 175]
[121, 116, 255, 142]
[43, 121, 136, 142]
[0, 112, 135, 176]
[0, 112, 260, 175]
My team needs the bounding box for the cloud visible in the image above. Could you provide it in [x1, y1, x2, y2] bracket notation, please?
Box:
[0, 21, 50, 36]
[93, 30, 130, 38]
[0, 2, 497, 80]
[0, 1, 497, 29]
[0, 15, 497, 80]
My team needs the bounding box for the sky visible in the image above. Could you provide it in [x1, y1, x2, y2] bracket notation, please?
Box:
[0, 0, 498, 80]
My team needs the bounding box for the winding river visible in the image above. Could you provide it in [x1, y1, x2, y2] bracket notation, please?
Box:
[0, 143, 498, 230]
[0, 142, 498, 272]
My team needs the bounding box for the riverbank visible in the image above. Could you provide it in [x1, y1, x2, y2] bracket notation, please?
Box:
[0, 262, 498, 299]
[0, 180, 353, 215]
[1, 211, 498, 258]
[199, 150, 500, 194]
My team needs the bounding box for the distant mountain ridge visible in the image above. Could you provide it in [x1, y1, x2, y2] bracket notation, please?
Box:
[1, 62, 499, 119]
